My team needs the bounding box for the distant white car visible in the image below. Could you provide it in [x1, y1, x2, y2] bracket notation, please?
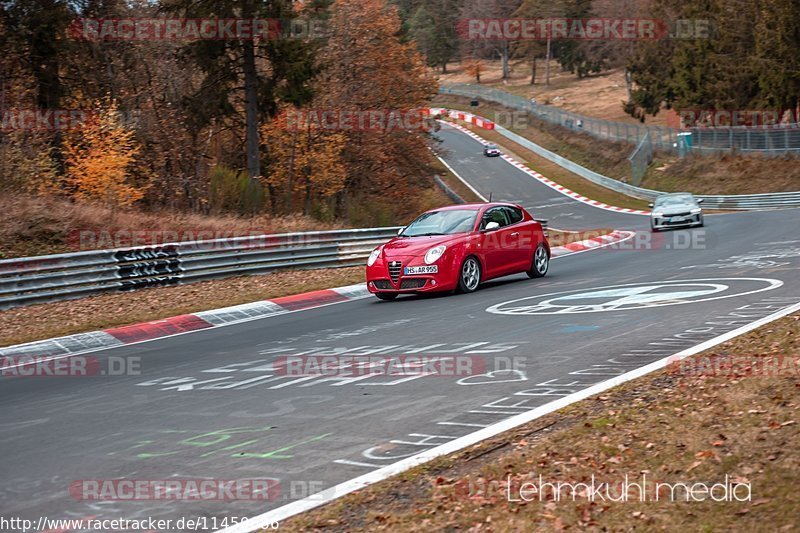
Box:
[483, 144, 501, 157]
[649, 193, 704, 231]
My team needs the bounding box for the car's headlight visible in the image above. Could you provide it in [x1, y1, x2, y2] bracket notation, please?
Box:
[424, 245, 446, 264]
[367, 248, 381, 267]
[691, 208, 702, 214]
[652, 212, 663, 218]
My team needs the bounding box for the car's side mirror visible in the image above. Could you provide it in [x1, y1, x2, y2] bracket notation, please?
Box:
[648, 203, 654, 208]
[484, 221, 500, 231]
[697, 198, 704, 204]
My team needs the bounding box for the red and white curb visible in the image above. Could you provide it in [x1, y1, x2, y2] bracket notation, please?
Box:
[0, 231, 634, 363]
[429, 107, 496, 130]
[550, 229, 636, 257]
[0, 285, 371, 362]
[438, 114, 650, 216]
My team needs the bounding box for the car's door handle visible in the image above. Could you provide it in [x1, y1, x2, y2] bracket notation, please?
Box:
[510, 232, 520, 237]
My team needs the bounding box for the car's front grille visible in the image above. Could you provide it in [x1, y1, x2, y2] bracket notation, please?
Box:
[388, 261, 402, 282]
[373, 280, 392, 290]
[400, 278, 426, 289]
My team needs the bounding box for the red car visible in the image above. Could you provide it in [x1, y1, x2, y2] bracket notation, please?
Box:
[365, 203, 550, 301]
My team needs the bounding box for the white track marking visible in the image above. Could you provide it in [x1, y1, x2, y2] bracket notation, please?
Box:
[218, 299, 800, 533]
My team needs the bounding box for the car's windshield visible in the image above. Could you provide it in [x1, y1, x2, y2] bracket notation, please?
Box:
[486, 144, 498, 149]
[401, 209, 479, 237]
[656, 194, 695, 206]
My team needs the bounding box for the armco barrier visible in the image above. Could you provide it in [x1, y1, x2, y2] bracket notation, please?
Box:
[0, 228, 401, 310]
[0, 219, 549, 311]
[436, 108, 800, 210]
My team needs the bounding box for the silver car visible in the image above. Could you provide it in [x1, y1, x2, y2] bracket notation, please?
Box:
[483, 143, 501, 157]
[649, 193, 704, 231]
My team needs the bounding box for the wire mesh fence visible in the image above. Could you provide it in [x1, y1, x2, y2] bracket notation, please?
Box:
[440, 84, 800, 157]
[628, 132, 654, 186]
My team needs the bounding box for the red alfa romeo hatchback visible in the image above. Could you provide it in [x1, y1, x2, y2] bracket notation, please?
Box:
[365, 203, 550, 300]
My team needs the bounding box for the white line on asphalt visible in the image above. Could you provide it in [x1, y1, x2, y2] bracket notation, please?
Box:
[434, 154, 488, 202]
[218, 299, 800, 533]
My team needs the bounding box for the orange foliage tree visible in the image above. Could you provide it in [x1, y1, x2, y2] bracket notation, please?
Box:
[261, 109, 347, 216]
[63, 99, 146, 207]
[315, 0, 439, 218]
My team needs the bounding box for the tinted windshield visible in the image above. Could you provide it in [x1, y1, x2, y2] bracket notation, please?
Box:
[401, 209, 479, 237]
[656, 195, 695, 206]
[486, 144, 498, 149]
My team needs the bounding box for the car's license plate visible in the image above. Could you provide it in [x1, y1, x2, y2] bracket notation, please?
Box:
[404, 265, 438, 275]
[670, 216, 687, 222]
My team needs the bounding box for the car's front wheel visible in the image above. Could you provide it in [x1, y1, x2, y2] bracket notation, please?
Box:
[527, 243, 549, 278]
[457, 256, 481, 293]
[375, 293, 398, 301]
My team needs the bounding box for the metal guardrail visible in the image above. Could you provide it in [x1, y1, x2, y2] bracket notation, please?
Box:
[454, 114, 800, 210]
[0, 228, 401, 310]
[0, 218, 551, 311]
[441, 84, 800, 156]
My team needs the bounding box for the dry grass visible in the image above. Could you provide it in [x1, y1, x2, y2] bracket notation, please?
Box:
[279, 312, 800, 532]
[0, 195, 346, 259]
[0, 267, 367, 347]
[643, 153, 800, 196]
[438, 61, 665, 126]
[430, 155, 485, 203]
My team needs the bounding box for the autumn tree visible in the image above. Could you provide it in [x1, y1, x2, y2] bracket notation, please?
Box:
[63, 99, 146, 207]
[407, 0, 463, 73]
[460, 0, 522, 80]
[261, 109, 347, 216]
[316, 0, 438, 217]
[162, 0, 320, 179]
[754, 0, 800, 113]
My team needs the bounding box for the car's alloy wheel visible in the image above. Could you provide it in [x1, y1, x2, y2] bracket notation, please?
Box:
[527, 244, 549, 278]
[458, 257, 481, 293]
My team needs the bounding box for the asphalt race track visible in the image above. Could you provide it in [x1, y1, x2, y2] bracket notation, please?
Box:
[436, 123, 649, 230]
[2, 124, 799, 527]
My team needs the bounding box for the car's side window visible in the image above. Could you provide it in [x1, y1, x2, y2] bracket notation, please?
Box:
[481, 208, 510, 229]
[504, 207, 524, 224]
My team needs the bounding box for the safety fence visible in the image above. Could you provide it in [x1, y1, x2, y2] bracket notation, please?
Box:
[440, 84, 800, 156]
[628, 132, 654, 186]
[0, 228, 400, 310]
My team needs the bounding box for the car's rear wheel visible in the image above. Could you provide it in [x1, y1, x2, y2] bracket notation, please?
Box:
[527, 244, 549, 278]
[375, 293, 397, 301]
[457, 257, 481, 293]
